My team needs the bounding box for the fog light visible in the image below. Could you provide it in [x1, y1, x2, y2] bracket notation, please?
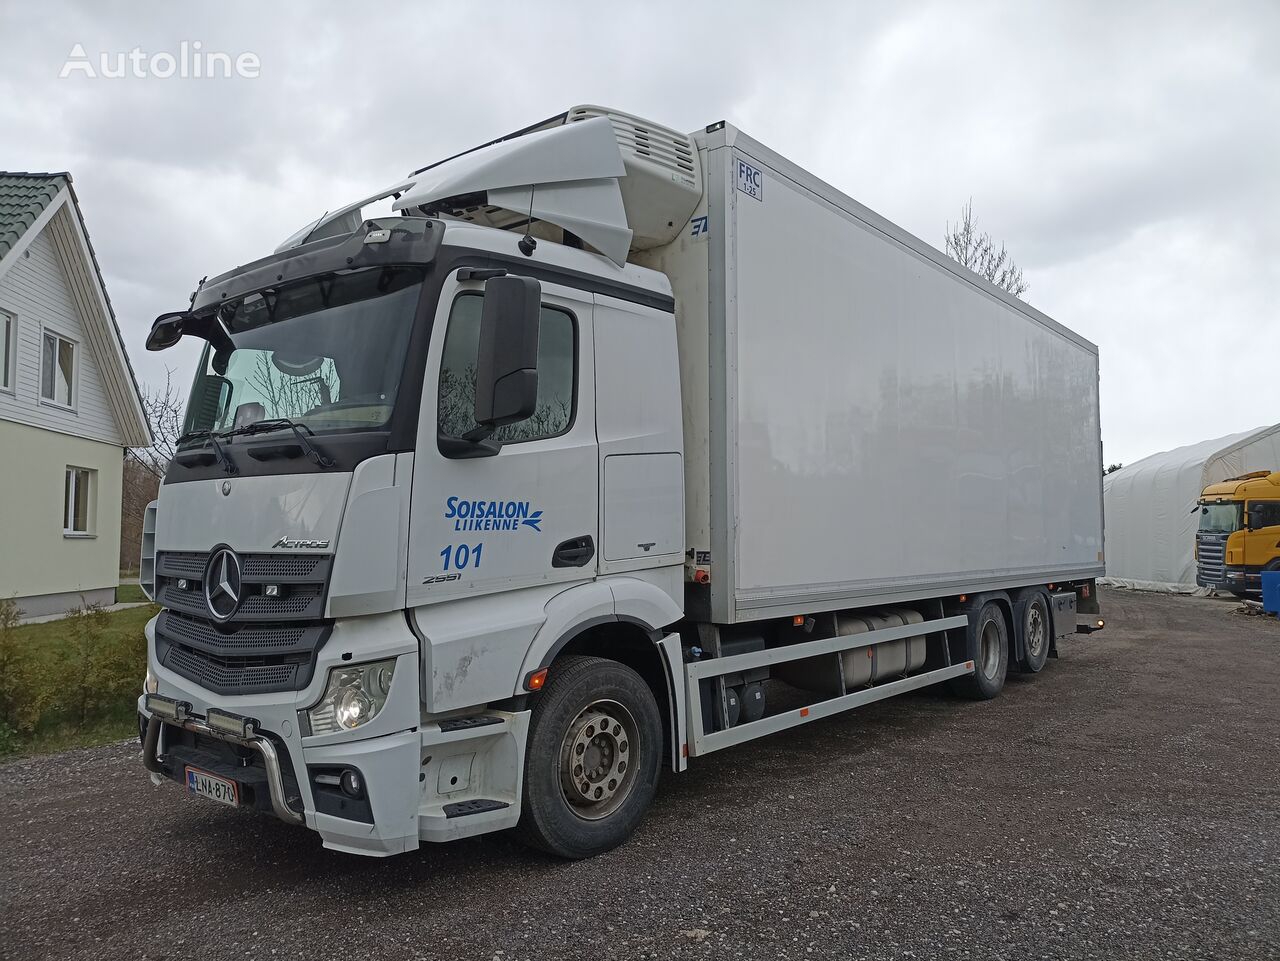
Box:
[340, 769, 363, 798]
[145, 693, 190, 723]
[206, 708, 258, 739]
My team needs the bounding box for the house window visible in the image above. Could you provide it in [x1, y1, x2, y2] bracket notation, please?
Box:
[41, 330, 75, 407]
[64, 466, 95, 535]
[0, 310, 13, 391]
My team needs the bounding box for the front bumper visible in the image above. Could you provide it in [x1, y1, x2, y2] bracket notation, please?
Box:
[140, 610, 424, 856]
[141, 709, 302, 825]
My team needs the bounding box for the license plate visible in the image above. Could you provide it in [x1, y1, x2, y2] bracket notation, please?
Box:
[185, 766, 240, 808]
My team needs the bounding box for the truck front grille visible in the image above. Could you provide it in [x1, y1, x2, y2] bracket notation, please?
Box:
[154, 610, 331, 695]
[152, 549, 334, 696]
[154, 550, 331, 623]
[1196, 537, 1227, 585]
[166, 645, 297, 694]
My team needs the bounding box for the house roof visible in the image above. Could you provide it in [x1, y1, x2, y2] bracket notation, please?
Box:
[0, 172, 150, 446]
[0, 172, 70, 261]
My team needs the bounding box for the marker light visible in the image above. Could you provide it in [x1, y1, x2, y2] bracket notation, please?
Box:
[525, 668, 548, 692]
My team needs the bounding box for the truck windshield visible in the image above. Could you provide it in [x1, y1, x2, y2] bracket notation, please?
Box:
[1198, 503, 1241, 534]
[182, 265, 424, 438]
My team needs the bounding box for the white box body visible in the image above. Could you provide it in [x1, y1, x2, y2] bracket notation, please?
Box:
[639, 124, 1104, 623]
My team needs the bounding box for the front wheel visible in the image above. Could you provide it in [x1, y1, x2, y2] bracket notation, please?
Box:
[516, 655, 662, 859]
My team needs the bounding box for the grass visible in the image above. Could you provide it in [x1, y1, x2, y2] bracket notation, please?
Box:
[116, 582, 149, 605]
[17, 604, 156, 666]
[1, 603, 157, 759]
[9, 715, 142, 757]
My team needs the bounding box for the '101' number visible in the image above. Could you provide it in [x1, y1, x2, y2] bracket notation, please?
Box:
[440, 543, 483, 571]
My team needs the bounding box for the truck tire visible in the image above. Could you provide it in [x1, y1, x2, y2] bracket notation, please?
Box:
[1019, 592, 1051, 674]
[949, 601, 1008, 700]
[515, 655, 662, 859]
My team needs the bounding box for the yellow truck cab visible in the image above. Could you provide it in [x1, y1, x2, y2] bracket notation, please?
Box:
[1195, 470, 1280, 595]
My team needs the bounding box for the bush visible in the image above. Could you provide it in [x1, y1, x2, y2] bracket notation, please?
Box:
[0, 598, 154, 756]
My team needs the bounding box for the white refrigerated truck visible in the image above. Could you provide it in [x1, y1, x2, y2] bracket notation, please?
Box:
[138, 106, 1105, 858]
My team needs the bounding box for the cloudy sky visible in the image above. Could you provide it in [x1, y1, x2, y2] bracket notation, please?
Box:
[1, 0, 1275, 466]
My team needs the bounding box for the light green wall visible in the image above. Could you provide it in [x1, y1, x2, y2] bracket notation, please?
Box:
[0, 419, 123, 601]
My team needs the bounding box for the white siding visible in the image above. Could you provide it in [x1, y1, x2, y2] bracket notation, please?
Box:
[0, 219, 123, 445]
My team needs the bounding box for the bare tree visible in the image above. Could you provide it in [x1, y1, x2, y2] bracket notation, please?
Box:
[129, 368, 185, 479]
[120, 369, 184, 572]
[944, 200, 1029, 299]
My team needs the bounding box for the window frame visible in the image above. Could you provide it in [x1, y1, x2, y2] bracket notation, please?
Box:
[63, 465, 96, 537]
[435, 290, 580, 450]
[0, 307, 15, 393]
[39, 325, 78, 410]
[1248, 500, 1280, 530]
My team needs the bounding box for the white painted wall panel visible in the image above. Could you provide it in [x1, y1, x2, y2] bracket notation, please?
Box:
[0, 226, 124, 445]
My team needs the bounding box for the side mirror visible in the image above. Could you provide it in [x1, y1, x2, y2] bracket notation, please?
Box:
[471, 276, 541, 437]
[146, 311, 190, 351]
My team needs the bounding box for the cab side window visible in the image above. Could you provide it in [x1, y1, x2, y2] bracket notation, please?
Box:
[437, 292, 576, 444]
[1250, 501, 1280, 529]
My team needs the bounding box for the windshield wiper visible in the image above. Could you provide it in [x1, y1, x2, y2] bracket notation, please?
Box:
[174, 429, 238, 475]
[234, 419, 336, 469]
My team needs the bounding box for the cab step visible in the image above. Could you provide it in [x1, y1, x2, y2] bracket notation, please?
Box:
[437, 715, 504, 733]
[443, 798, 510, 818]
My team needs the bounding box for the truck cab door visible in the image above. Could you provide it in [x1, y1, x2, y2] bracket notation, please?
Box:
[406, 272, 597, 606]
[1246, 499, 1280, 580]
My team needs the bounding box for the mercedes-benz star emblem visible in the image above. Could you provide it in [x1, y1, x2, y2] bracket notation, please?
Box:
[221, 480, 232, 496]
[204, 548, 242, 621]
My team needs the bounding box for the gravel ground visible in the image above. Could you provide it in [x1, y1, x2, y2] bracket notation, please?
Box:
[2, 588, 1278, 961]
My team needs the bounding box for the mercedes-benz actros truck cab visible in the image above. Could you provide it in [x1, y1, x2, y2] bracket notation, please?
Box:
[138, 107, 1105, 858]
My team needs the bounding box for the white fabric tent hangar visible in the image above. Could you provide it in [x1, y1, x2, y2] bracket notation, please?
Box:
[1102, 423, 1280, 593]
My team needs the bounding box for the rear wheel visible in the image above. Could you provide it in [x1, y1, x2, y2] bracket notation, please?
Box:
[1019, 592, 1050, 674]
[515, 655, 662, 859]
[949, 601, 1009, 700]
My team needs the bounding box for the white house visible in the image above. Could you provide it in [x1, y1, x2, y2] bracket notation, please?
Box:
[0, 172, 150, 617]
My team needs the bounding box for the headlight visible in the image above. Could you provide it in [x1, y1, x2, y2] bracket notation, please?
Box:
[145, 665, 159, 695]
[308, 658, 396, 735]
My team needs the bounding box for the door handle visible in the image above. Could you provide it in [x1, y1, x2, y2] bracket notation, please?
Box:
[552, 535, 595, 568]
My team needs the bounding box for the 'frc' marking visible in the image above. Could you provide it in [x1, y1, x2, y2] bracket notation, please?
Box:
[736, 159, 763, 201]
